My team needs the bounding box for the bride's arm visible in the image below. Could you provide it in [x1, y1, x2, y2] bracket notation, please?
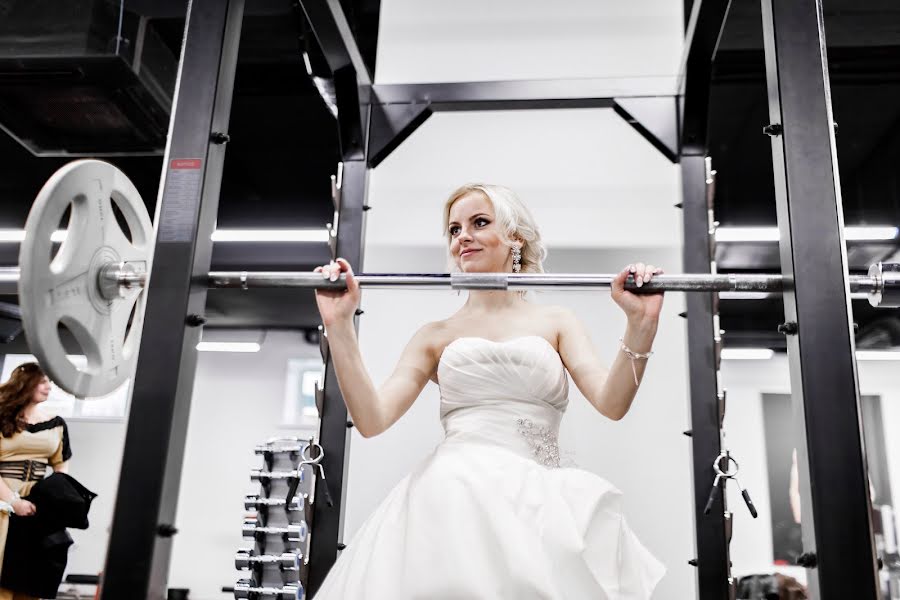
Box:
[556, 307, 658, 421]
[325, 321, 437, 438]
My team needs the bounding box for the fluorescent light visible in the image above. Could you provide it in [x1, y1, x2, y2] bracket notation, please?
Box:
[210, 229, 330, 243]
[846, 226, 899, 241]
[721, 348, 775, 360]
[197, 342, 261, 353]
[3, 228, 329, 244]
[719, 291, 771, 300]
[721, 349, 900, 361]
[715, 226, 898, 243]
[715, 227, 780, 242]
[856, 350, 900, 361]
[0, 229, 68, 243]
[0, 230, 24, 242]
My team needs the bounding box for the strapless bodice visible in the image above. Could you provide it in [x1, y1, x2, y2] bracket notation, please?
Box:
[437, 336, 569, 467]
[318, 335, 665, 599]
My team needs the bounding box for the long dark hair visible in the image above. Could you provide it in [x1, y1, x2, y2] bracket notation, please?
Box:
[0, 362, 46, 438]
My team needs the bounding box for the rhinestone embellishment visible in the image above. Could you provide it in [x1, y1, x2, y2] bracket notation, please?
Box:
[515, 418, 561, 468]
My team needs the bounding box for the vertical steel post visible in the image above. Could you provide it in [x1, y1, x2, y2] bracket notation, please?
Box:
[100, 1, 244, 598]
[680, 1, 734, 597]
[306, 160, 368, 596]
[760, 0, 879, 597]
[682, 155, 730, 599]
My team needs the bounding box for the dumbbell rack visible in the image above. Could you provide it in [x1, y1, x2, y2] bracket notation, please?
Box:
[234, 438, 316, 600]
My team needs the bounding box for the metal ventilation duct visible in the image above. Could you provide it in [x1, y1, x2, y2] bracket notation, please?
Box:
[0, 0, 177, 156]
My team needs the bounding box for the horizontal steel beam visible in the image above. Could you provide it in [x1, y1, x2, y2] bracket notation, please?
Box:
[369, 78, 677, 111]
[366, 77, 680, 165]
[297, 0, 372, 85]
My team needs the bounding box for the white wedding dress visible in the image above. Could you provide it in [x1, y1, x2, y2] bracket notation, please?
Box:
[314, 335, 665, 599]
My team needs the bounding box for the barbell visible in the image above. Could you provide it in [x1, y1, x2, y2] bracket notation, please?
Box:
[8, 160, 900, 398]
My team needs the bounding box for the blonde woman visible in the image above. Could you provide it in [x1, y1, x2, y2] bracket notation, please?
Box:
[313, 184, 665, 599]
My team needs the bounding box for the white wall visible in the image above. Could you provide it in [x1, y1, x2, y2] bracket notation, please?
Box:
[720, 355, 900, 585]
[362, 110, 681, 250]
[64, 422, 127, 576]
[376, 0, 683, 83]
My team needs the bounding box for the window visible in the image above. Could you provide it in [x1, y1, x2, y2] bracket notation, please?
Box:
[282, 358, 324, 428]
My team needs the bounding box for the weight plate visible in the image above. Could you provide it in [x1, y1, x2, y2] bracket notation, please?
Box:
[19, 160, 152, 398]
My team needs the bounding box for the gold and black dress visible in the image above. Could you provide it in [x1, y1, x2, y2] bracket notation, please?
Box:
[0, 417, 71, 599]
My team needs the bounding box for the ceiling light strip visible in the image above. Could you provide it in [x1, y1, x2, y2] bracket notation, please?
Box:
[715, 226, 899, 243]
[722, 348, 900, 360]
[196, 342, 261, 353]
[0, 229, 330, 244]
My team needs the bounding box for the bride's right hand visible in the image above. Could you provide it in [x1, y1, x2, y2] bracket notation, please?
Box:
[314, 258, 360, 327]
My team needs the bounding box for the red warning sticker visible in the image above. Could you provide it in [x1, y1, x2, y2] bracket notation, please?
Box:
[170, 158, 202, 170]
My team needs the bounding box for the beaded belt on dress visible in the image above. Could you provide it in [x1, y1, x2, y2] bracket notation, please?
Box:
[515, 418, 561, 468]
[0, 459, 47, 481]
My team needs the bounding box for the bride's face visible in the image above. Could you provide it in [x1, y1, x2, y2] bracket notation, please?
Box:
[448, 192, 514, 273]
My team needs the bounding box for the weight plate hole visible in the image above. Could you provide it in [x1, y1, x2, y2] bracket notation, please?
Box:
[124, 299, 139, 348]
[57, 320, 89, 372]
[110, 195, 133, 244]
[49, 202, 72, 266]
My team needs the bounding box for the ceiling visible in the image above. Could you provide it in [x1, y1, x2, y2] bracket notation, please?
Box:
[1, 0, 899, 348]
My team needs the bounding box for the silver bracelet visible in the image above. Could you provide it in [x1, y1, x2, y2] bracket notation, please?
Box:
[619, 338, 653, 386]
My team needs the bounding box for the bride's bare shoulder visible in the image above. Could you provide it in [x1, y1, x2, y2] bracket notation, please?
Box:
[531, 303, 582, 337]
[415, 319, 455, 349]
[416, 320, 457, 384]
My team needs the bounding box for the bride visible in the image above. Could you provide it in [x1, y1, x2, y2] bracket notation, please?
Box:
[312, 184, 666, 599]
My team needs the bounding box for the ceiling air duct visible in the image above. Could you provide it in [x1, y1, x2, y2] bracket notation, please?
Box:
[0, 0, 178, 156]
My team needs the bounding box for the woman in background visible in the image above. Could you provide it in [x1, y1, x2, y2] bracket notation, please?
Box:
[0, 362, 72, 600]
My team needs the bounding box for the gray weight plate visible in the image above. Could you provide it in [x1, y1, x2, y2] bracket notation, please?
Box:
[19, 160, 152, 398]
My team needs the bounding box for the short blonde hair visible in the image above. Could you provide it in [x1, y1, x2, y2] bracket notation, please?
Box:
[442, 184, 547, 274]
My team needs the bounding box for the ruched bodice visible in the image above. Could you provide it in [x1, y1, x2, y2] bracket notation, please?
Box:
[438, 336, 569, 467]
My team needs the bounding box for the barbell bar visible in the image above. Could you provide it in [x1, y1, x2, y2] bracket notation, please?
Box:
[2, 263, 897, 297]
[10, 159, 900, 399]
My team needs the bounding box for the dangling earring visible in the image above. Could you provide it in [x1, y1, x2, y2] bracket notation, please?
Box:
[511, 245, 522, 273]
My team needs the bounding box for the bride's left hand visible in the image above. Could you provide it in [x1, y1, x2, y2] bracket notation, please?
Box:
[611, 262, 665, 324]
